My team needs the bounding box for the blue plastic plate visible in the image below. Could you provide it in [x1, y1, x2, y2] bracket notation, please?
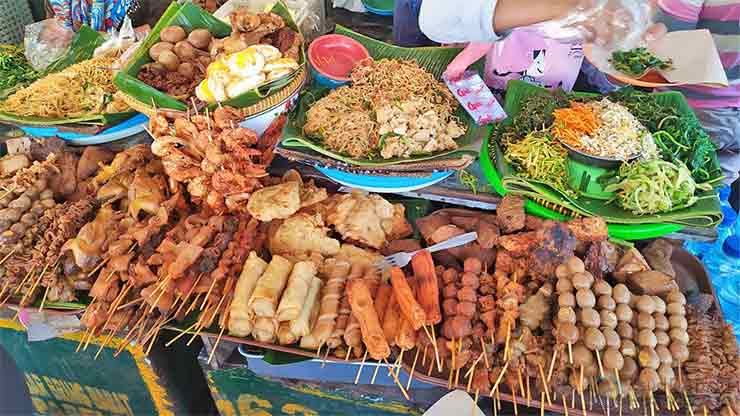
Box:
[19, 114, 149, 145]
[317, 166, 452, 193]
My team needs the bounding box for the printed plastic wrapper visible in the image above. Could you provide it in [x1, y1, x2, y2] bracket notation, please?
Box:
[444, 71, 506, 126]
[23, 19, 75, 71]
[533, 0, 654, 52]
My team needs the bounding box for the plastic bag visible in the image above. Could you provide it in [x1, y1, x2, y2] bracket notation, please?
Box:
[533, 0, 654, 52]
[23, 19, 75, 71]
[94, 17, 136, 57]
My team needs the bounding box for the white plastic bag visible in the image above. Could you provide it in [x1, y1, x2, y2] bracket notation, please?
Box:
[534, 0, 654, 51]
[94, 17, 137, 57]
[23, 19, 74, 71]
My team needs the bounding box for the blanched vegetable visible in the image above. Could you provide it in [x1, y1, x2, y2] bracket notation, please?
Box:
[504, 130, 571, 193]
[610, 48, 673, 78]
[603, 159, 711, 214]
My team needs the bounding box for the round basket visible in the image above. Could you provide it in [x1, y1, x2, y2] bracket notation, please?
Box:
[116, 66, 307, 119]
[0, 0, 33, 45]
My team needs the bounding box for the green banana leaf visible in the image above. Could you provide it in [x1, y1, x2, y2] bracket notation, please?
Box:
[281, 25, 487, 167]
[484, 80, 721, 228]
[114, 0, 304, 112]
[0, 26, 135, 126]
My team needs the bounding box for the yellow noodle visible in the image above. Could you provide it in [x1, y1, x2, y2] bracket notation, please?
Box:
[0, 52, 129, 119]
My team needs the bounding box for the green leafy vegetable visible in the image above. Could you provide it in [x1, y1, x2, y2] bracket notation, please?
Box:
[503, 130, 571, 193]
[610, 47, 673, 78]
[608, 87, 723, 185]
[0, 45, 40, 99]
[603, 159, 711, 214]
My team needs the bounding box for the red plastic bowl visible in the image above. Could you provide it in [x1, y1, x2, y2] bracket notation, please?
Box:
[308, 34, 370, 82]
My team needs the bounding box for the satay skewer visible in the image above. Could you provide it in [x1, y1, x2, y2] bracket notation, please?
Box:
[14, 265, 36, 294]
[407, 347, 419, 390]
[354, 350, 368, 384]
[0, 246, 17, 266]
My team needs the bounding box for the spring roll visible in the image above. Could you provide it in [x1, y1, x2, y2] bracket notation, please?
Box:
[278, 322, 297, 345]
[276, 261, 317, 322]
[249, 255, 292, 318]
[228, 252, 268, 337]
[347, 279, 390, 361]
[300, 260, 350, 350]
[252, 317, 277, 343]
[289, 277, 322, 338]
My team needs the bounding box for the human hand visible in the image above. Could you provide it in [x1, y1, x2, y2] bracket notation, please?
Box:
[444, 61, 470, 81]
[539, 0, 654, 50]
[644, 23, 668, 43]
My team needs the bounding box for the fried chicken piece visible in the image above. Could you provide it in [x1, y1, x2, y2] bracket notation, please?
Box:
[497, 195, 526, 234]
[247, 181, 301, 221]
[584, 240, 620, 280]
[567, 217, 608, 242]
[77, 146, 114, 181]
[269, 213, 341, 257]
[323, 191, 412, 249]
[498, 231, 539, 257]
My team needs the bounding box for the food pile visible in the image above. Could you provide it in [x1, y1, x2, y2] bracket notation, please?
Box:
[0, 51, 130, 119]
[303, 59, 466, 159]
[0, 45, 40, 99]
[492, 87, 721, 215]
[610, 47, 673, 78]
[138, 9, 303, 104]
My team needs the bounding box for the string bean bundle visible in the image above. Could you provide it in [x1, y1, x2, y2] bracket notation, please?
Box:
[504, 131, 570, 193]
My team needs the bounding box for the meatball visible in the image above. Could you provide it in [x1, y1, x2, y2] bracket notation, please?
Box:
[655, 331, 670, 347]
[603, 348, 624, 370]
[639, 348, 660, 370]
[572, 272, 595, 290]
[593, 280, 613, 297]
[598, 295, 616, 311]
[656, 345, 673, 366]
[584, 328, 606, 351]
[556, 278, 573, 294]
[572, 343, 594, 367]
[558, 323, 580, 344]
[669, 315, 688, 330]
[658, 364, 675, 388]
[617, 322, 634, 340]
[576, 289, 596, 309]
[559, 292, 576, 308]
[463, 258, 483, 274]
[565, 256, 586, 274]
[638, 368, 660, 392]
[442, 269, 459, 285]
[603, 328, 621, 349]
[666, 291, 686, 305]
[580, 308, 601, 328]
[556, 264, 571, 280]
[621, 339, 637, 357]
[637, 313, 656, 330]
[669, 329, 689, 345]
[667, 302, 685, 316]
[651, 296, 666, 315]
[654, 314, 669, 331]
[600, 310, 618, 329]
[558, 307, 577, 324]
[637, 329, 658, 349]
[635, 296, 656, 314]
[621, 357, 638, 381]
[613, 284, 632, 305]
[616, 303, 633, 322]
[670, 342, 690, 364]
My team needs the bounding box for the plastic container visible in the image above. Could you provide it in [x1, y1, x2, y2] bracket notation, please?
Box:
[705, 235, 740, 337]
[308, 34, 370, 88]
[392, 0, 433, 47]
[685, 185, 736, 259]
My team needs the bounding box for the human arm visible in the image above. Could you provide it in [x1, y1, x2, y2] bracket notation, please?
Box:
[443, 42, 496, 80]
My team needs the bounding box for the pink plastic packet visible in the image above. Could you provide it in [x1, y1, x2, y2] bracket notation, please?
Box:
[444, 70, 506, 126]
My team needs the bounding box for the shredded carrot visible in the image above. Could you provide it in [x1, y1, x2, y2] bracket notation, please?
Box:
[551, 102, 601, 150]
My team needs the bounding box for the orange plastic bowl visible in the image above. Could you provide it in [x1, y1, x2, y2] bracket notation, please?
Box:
[308, 34, 370, 85]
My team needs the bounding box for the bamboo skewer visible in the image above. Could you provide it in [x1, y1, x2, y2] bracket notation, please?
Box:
[594, 349, 605, 378]
[538, 362, 552, 405]
[370, 361, 380, 384]
[466, 358, 478, 393]
[489, 360, 509, 396]
[354, 350, 368, 384]
[0, 247, 17, 266]
[383, 357, 410, 401]
[517, 368, 526, 405]
[345, 346, 353, 361]
[454, 338, 463, 387]
[207, 327, 226, 364]
[14, 266, 36, 294]
[165, 323, 198, 347]
[407, 347, 420, 390]
[547, 348, 557, 382]
[526, 373, 531, 407]
[479, 337, 490, 369]
[430, 325, 441, 371]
